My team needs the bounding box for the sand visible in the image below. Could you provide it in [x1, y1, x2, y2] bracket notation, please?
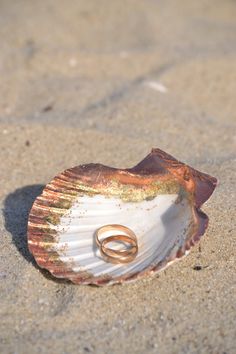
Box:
[0, 0, 236, 353]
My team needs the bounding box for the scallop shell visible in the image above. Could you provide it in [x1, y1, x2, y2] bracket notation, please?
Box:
[27, 148, 217, 285]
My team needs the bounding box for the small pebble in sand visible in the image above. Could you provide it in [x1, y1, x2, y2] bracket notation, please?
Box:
[69, 57, 78, 67]
[42, 104, 53, 112]
[119, 51, 129, 58]
[145, 81, 168, 93]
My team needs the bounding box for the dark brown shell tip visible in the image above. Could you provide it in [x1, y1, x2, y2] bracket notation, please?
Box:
[132, 148, 217, 206]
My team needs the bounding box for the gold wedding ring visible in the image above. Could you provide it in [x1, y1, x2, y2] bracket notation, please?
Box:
[95, 224, 138, 264]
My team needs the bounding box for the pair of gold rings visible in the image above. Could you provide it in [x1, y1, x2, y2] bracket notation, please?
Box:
[95, 224, 138, 264]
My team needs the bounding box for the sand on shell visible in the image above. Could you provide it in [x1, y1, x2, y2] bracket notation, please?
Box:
[0, 1, 236, 353]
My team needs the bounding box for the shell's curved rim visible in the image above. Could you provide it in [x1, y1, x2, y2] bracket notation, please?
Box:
[27, 148, 217, 286]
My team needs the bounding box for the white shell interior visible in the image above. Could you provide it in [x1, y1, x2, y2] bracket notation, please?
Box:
[50, 194, 193, 278]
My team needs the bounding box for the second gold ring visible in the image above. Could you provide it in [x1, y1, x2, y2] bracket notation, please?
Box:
[95, 224, 138, 264]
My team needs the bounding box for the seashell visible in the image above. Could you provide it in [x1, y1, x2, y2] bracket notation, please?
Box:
[27, 148, 217, 285]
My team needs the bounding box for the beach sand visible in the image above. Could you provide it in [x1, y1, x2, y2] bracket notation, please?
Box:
[0, 1, 235, 353]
